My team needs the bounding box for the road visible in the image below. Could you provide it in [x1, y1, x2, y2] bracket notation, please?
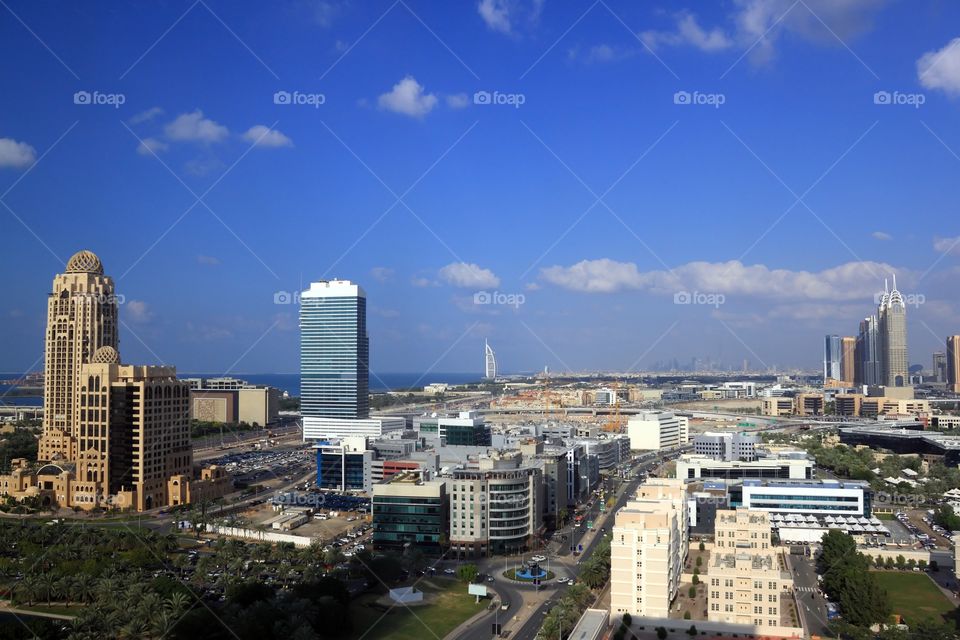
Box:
[785, 554, 831, 637]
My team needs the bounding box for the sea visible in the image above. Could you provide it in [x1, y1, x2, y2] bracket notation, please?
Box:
[1, 372, 484, 404]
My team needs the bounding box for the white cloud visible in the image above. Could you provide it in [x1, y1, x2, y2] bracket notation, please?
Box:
[197, 255, 220, 265]
[641, 12, 733, 53]
[446, 93, 470, 109]
[311, 0, 340, 27]
[242, 125, 293, 148]
[136, 137, 168, 156]
[411, 276, 435, 288]
[640, 1, 884, 65]
[540, 258, 904, 300]
[478, 0, 511, 33]
[934, 236, 960, 256]
[370, 267, 395, 282]
[129, 106, 164, 124]
[439, 262, 501, 288]
[125, 300, 152, 323]
[378, 76, 438, 118]
[0, 138, 36, 169]
[164, 110, 229, 143]
[871, 231, 892, 241]
[918, 37, 960, 96]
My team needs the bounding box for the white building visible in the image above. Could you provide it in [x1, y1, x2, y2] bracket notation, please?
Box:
[739, 479, 871, 518]
[484, 340, 497, 379]
[626, 410, 688, 451]
[610, 478, 688, 619]
[302, 415, 405, 440]
[676, 453, 813, 481]
[693, 432, 758, 462]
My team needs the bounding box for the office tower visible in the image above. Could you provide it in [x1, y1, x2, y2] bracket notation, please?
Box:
[72, 352, 193, 510]
[610, 479, 688, 619]
[855, 316, 880, 386]
[933, 352, 947, 383]
[300, 280, 369, 420]
[484, 339, 497, 379]
[840, 336, 856, 385]
[41, 250, 119, 458]
[822, 335, 841, 381]
[948, 336, 960, 393]
[878, 276, 908, 387]
[707, 510, 791, 629]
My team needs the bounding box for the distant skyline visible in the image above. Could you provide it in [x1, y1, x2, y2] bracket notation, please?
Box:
[2, 1, 960, 375]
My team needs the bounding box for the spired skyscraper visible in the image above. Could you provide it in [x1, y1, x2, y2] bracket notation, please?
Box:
[299, 280, 402, 440]
[878, 276, 909, 387]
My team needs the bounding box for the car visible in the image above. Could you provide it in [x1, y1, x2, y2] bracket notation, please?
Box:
[443, 568, 456, 575]
[486, 576, 495, 582]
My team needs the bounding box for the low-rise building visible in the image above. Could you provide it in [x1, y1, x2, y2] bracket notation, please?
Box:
[693, 432, 758, 462]
[761, 398, 793, 417]
[372, 472, 447, 554]
[794, 393, 824, 416]
[676, 452, 813, 481]
[735, 478, 871, 518]
[414, 411, 491, 446]
[315, 437, 373, 493]
[626, 411, 688, 451]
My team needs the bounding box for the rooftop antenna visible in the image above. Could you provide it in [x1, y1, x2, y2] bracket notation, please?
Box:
[892, 273, 897, 291]
[884, 278, 889, 293]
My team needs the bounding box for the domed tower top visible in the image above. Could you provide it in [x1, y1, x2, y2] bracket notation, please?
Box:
[90, 346, 121, 365]
[66, 250, 103, 275]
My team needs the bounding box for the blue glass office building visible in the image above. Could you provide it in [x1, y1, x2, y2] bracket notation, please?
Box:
[300, 280, 369, 420]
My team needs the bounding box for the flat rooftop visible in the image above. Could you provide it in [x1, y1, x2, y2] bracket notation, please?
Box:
[742, 478, 870, 490]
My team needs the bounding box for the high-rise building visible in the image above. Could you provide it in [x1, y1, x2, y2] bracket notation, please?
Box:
[300, 280, 369, 420]
[948, 336, 960, 393]
[933, 351, 947, 383]
[21, 251, 229, 511]
[41, 250, 119, 458]
[878, 276, 908, 387]
[299, 281, 403, 441]
[484, 339, 497, 379]
[840, 336, 856, 385]
[610, 478, 688, 619]
[822, 335, 841, 381]
[855, 316, 881, 386]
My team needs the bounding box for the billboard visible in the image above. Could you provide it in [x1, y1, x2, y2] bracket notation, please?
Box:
[468, 584, 488, 597]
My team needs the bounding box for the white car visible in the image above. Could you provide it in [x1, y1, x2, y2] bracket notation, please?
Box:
[443, 568, 456, 575]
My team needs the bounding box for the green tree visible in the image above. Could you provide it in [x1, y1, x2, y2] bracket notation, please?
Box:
[895, 555, 906, 571]
[457, 563, 479, 583]
[688, 585, 696, 598]
[656, 627, 668, 639]
[687, 625, 698, 637]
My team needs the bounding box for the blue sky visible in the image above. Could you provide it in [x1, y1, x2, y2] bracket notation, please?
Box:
[2, 0, 960, 376]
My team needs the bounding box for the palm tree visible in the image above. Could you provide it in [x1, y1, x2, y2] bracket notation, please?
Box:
[16, 576, 38, 606]
[37, 572, 58, 606]
[165, 591, 191, 618]
[73, 573, 96, 604]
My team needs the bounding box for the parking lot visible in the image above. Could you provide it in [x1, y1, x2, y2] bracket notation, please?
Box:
[209, 446, 313, 484]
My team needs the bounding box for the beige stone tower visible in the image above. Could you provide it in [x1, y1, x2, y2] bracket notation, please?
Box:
[40, 250, 118, 461]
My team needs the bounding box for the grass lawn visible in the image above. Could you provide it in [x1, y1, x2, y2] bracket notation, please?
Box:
[350, 580, 485, 640]
[876, 512, 895, 520]
[872, 571, 955, 625]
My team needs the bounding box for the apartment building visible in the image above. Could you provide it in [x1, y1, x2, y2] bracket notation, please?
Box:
[707, 509, 792, 630]
[626, 411, 689, 451]
[610, 478, 688, 619]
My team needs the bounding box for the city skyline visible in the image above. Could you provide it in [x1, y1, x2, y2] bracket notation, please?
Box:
[3, 1, 960, 375]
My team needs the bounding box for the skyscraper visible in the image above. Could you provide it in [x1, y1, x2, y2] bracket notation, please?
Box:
[947, 336, 960, 393]
[300, 280, 369, 420]
[41, 250, 118, 457]
[855, 316, 880, 386]
[933, 351, 947, 383]
[840, 336, 856, 386]
[484, 339, 497, 379]
[823, 335, 841, 381]
[878, 276, 908, 387]
[299, 280, 403, 441]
